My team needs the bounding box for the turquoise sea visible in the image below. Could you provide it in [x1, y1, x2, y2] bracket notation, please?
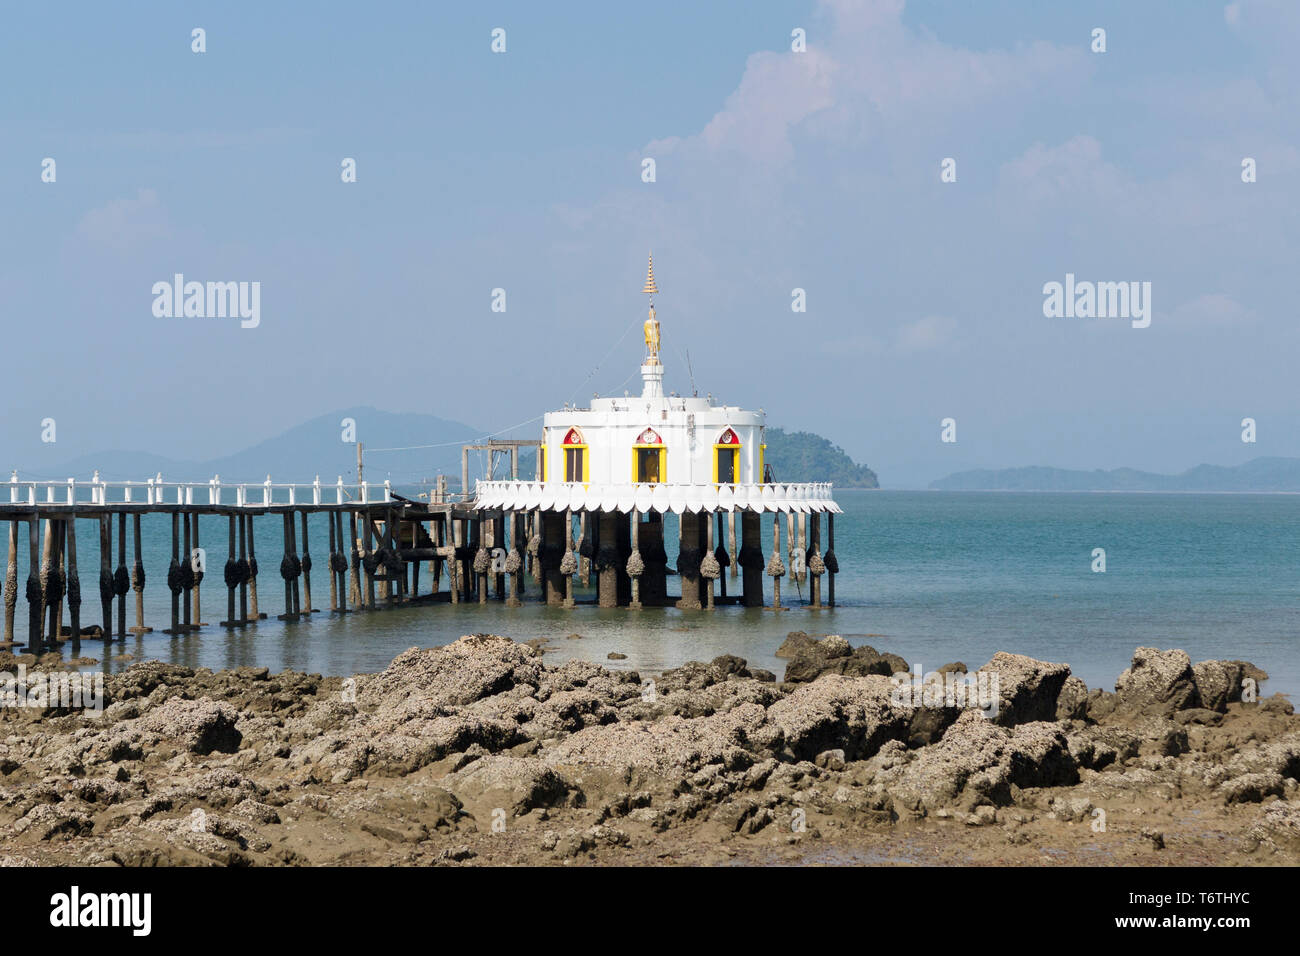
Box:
[8, 490, 1299, 699]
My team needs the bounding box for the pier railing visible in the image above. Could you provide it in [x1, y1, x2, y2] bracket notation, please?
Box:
[6, 472, 403, 508]
[473, 479, 842, 513]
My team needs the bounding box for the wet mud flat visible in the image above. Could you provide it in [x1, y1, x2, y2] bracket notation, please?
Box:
[0, 635, 1297, 867]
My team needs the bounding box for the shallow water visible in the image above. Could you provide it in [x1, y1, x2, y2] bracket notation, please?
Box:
[10, 490, 1299, 698]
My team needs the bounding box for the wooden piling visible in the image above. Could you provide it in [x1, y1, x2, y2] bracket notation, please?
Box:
[704, 513, 715, 611]
[29, 517, 42, 653]
[44, 519, 61, 644]
[809, 511, 822, 608]
[493, 514, 505, 601]
[39, 516, 53, 642]
[188, 512, 201, 628]
[118, 512, 129, 637]
[676, 511, 702, 610]
[348, 510, 362, 609]
[246, 513, 261, 621]
[279, 512, 296, 621]
[327, 511, 339, 612]
[300, 511, 313, 614]
[130, 514, 150, 634]
[4, 520, 18, 646]
[827, 514, 836, 608]
[237, 512, 249, 624]
[717, 512, 727, 602]
[728, 511, 737, 583]
[596, 511, 619, 608]
[771, 514, 783, 610]
[629, 510, 642, 609]
[335, 511, 348, 613]
[222, 514, 238, 627]
[167, 513, 180, 635]
[740, 511, 763, 608]
[181, 512, 193, 632]
[362, 510, 376, 608]
[66, 514, 80, 649]
[98, 514, 112, 640]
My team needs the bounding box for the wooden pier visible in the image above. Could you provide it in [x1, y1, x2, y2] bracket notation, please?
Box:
[1, 463, 838, 656]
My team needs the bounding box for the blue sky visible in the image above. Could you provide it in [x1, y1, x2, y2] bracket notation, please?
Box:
[3, 0, 1297, 486]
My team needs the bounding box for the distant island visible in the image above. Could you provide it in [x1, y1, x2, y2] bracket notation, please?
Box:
[764, 428, 879, 488]
[18, 409, 880, 489]
[931, 457, 1300, 492]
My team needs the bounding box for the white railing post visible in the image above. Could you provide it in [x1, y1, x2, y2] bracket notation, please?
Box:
[288, 484, 296, 506]
[336, 477, 344, 505]
[362, 481, 369, 504]
[9, 471, 17, 504]
[383, 479, 391, 502]
[264, 476, 272, 508]
[313, 476, 321, 506]
[66, 478, 74, 506]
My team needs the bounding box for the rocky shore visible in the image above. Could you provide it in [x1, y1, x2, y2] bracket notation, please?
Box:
[1, 634, 1297, 866]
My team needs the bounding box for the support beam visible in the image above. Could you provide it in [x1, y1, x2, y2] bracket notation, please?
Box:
[740, 511, 763, 608]
[3, 520, 17, 646]
[166, 513, 180, 635]
[628, 509, 642, 610]
[130, 514, 150, 634]
[187, 512, 200, 629]
[675, 511, 702, 610]
[596, 511, 620, 608]
[29, 518, 43, 653]
[541, 510, 566, 606]
[246, 513, 261, 621]
[221, 514, 239, 627]
[66, 515, 81, 649]
[301, 511, 313, 614]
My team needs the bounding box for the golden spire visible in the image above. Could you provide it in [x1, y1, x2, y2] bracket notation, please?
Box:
[641, 252, 661, 365]
[641, 253, 658, 296]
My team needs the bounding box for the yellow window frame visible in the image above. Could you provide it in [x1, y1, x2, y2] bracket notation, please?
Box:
[713, 442, 741, 485]
[539, 447, 546, 482]
[632, 444, 666, 484]
[563, 443, 589, 483]
[760, 443, 767, 483]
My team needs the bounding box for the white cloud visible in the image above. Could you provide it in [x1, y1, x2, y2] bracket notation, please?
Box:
[76, 188, 172, 251]
[1169, 293, 1253, 326]
[894, 315, 956, 352]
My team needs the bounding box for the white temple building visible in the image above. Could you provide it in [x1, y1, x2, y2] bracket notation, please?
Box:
[473, 255, 841, 610]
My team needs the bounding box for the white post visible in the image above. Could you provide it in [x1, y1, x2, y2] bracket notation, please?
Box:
[313, 476, 321, 506]
[66, 478, 74, 506]
[362, 481, 369, 504]
[9, 471, 17, 504]
[264, 476, 272, 508]
[289, 485, 296, 506]
[383, 479, 391, 502]
[336, 476, 344, 505]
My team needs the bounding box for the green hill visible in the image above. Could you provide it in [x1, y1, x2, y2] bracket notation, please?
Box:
[930, 457, 1300, 492]
[764, 428, 879, 487]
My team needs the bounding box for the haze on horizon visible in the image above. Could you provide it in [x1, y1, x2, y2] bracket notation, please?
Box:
[3, 0, 1297, 489]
